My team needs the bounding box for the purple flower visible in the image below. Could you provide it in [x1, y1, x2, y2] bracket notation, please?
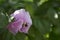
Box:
[7, 9, 32, 35]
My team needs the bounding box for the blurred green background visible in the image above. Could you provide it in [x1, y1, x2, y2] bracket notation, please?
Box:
[0, 0, 60, 40]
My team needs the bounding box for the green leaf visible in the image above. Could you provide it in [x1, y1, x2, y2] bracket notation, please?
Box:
[0, 30, 27, 40]
[33, 18, 51, 35]
[0, 13, 8, 28]
[29, 26, 46, 40]
[34, 1, 50, 17]
[47, 8, 60, 40]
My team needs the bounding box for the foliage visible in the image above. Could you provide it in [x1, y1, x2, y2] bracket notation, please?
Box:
[0, 0, 60, 40]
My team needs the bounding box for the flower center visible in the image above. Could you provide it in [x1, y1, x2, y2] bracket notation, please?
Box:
[22, 22, 28, 27]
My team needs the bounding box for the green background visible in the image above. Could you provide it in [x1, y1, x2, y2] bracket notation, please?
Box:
[0, 0, 60, 40]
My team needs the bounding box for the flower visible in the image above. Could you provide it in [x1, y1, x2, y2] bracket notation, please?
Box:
[7, 9, 32, 35]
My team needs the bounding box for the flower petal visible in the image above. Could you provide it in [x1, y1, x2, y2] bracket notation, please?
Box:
[11, 9, 26, 20]
[7, 9, 32, 34]
[7, 19, 23, 35]
[19, 24, 31, 33]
